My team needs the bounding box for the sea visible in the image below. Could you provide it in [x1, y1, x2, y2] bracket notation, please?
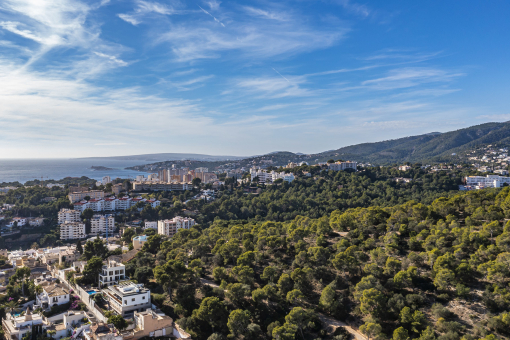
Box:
[0, 159, 150, 184]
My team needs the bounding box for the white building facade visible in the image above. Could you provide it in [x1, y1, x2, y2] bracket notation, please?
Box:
[99, 258, 126, 287]
[103, 282, 151, 317]
[464, 175, 510, 189]
[35, 283, 70, 311]
[91, 214, 115, 236]
[58, 208, 81, 224]
[73, 197, 160, 213]
[328, 161, 357, 171]
[144, 221, 158, 230]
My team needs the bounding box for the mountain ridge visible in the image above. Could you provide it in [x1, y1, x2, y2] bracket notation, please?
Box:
[83, 121, 510, 167]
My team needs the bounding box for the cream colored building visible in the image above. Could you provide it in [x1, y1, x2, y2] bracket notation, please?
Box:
[91, 214, 115, 236]
[157, 217, 196, 238]
[60, 222, 86, 240]
[132, 235, 147, 250]
[69, 190, 105, 203]
[58, 208, 82, 224]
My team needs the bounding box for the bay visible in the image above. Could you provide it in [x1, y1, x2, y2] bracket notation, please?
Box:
[0, 159, 150, 184]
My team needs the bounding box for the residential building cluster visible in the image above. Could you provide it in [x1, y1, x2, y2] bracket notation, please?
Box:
[249, 168, 295, 184]
[6, 217, 45, 228]
[461, 175, 510, 190]
[72, 196, 160, 212]
[1, 245, 192, 340]
[133, 167, 219, 186]
[58, 208, 117, 240]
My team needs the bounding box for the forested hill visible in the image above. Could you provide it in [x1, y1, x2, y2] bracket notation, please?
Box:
[126, 122, 510, 171]
[138, 185, 510, 340]
[318, 121, 510, 164]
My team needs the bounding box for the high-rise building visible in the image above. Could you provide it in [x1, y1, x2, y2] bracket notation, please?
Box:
[58, 208, 82, 225]
[90, 214, 115, 236]
[60, 222, 86, 240]
[158, 169, 169, 183]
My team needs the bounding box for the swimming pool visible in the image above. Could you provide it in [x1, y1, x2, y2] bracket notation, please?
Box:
[86, 290, 98, 295]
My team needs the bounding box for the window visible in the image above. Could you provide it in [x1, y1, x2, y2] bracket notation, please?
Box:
[142, 296, 145, 300]
[124, 300, 127, 304]
[132, 298, 135, 301]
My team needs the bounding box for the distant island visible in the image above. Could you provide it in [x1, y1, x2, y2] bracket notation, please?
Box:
[90, 166, 114, 171]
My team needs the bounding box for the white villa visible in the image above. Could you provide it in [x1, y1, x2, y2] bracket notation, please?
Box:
[35, 283, 70, 311]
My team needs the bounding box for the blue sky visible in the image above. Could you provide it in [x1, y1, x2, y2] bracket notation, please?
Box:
[0, 0, 509, 158]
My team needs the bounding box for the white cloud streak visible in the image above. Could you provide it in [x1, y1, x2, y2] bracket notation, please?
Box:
[197, 5, 225, 27]
[117, 0, 174, 26]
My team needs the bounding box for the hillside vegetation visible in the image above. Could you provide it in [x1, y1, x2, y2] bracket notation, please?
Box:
[319, 121, 510, 164]
[127, 121, 510, 170]
[128, 187, 510, 340]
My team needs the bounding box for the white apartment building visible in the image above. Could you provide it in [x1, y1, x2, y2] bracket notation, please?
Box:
[102, 176, 111, 185]
[272, 171, 295, 183]
[99, 258, 126, 287]
[249, 169, 295, 184]
[132, 182, 191, 192]
[249, 169, 272, 184]
[158, 216, 196, 237]
[68, 190, 105, 203]
[73, 197, 160, 213]
[35, 283, 70, 311]
[91, 214, 115, 236]
[464, 175, 510, 189]
[144, 221, 158, 230]
[60, 222, 86, 240]
[58, 208, 81, 224]
[328, 161, 358, 171]
[102, 282, 151, 317]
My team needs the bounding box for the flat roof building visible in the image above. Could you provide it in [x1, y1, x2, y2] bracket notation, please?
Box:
[102, 282, 151, 317]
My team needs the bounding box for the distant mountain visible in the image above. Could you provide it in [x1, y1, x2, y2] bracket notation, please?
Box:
[83, 122, 510, 171]
[76, 153, 245, 162]
[317, 121, 510, 164]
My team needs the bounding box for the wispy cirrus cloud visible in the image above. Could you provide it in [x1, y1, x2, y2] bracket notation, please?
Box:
[198, 5, 225, 27]
[157, 19, 344, 62]
[243, 6, 289, 21]
[117, 0, 175, 26]
[236, 76, 310, 98]
[361, 67, 464, 90]
[205, 0, 221, 11]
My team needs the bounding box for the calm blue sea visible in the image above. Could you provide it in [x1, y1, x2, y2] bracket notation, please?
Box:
[0, 159, 149, 184]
